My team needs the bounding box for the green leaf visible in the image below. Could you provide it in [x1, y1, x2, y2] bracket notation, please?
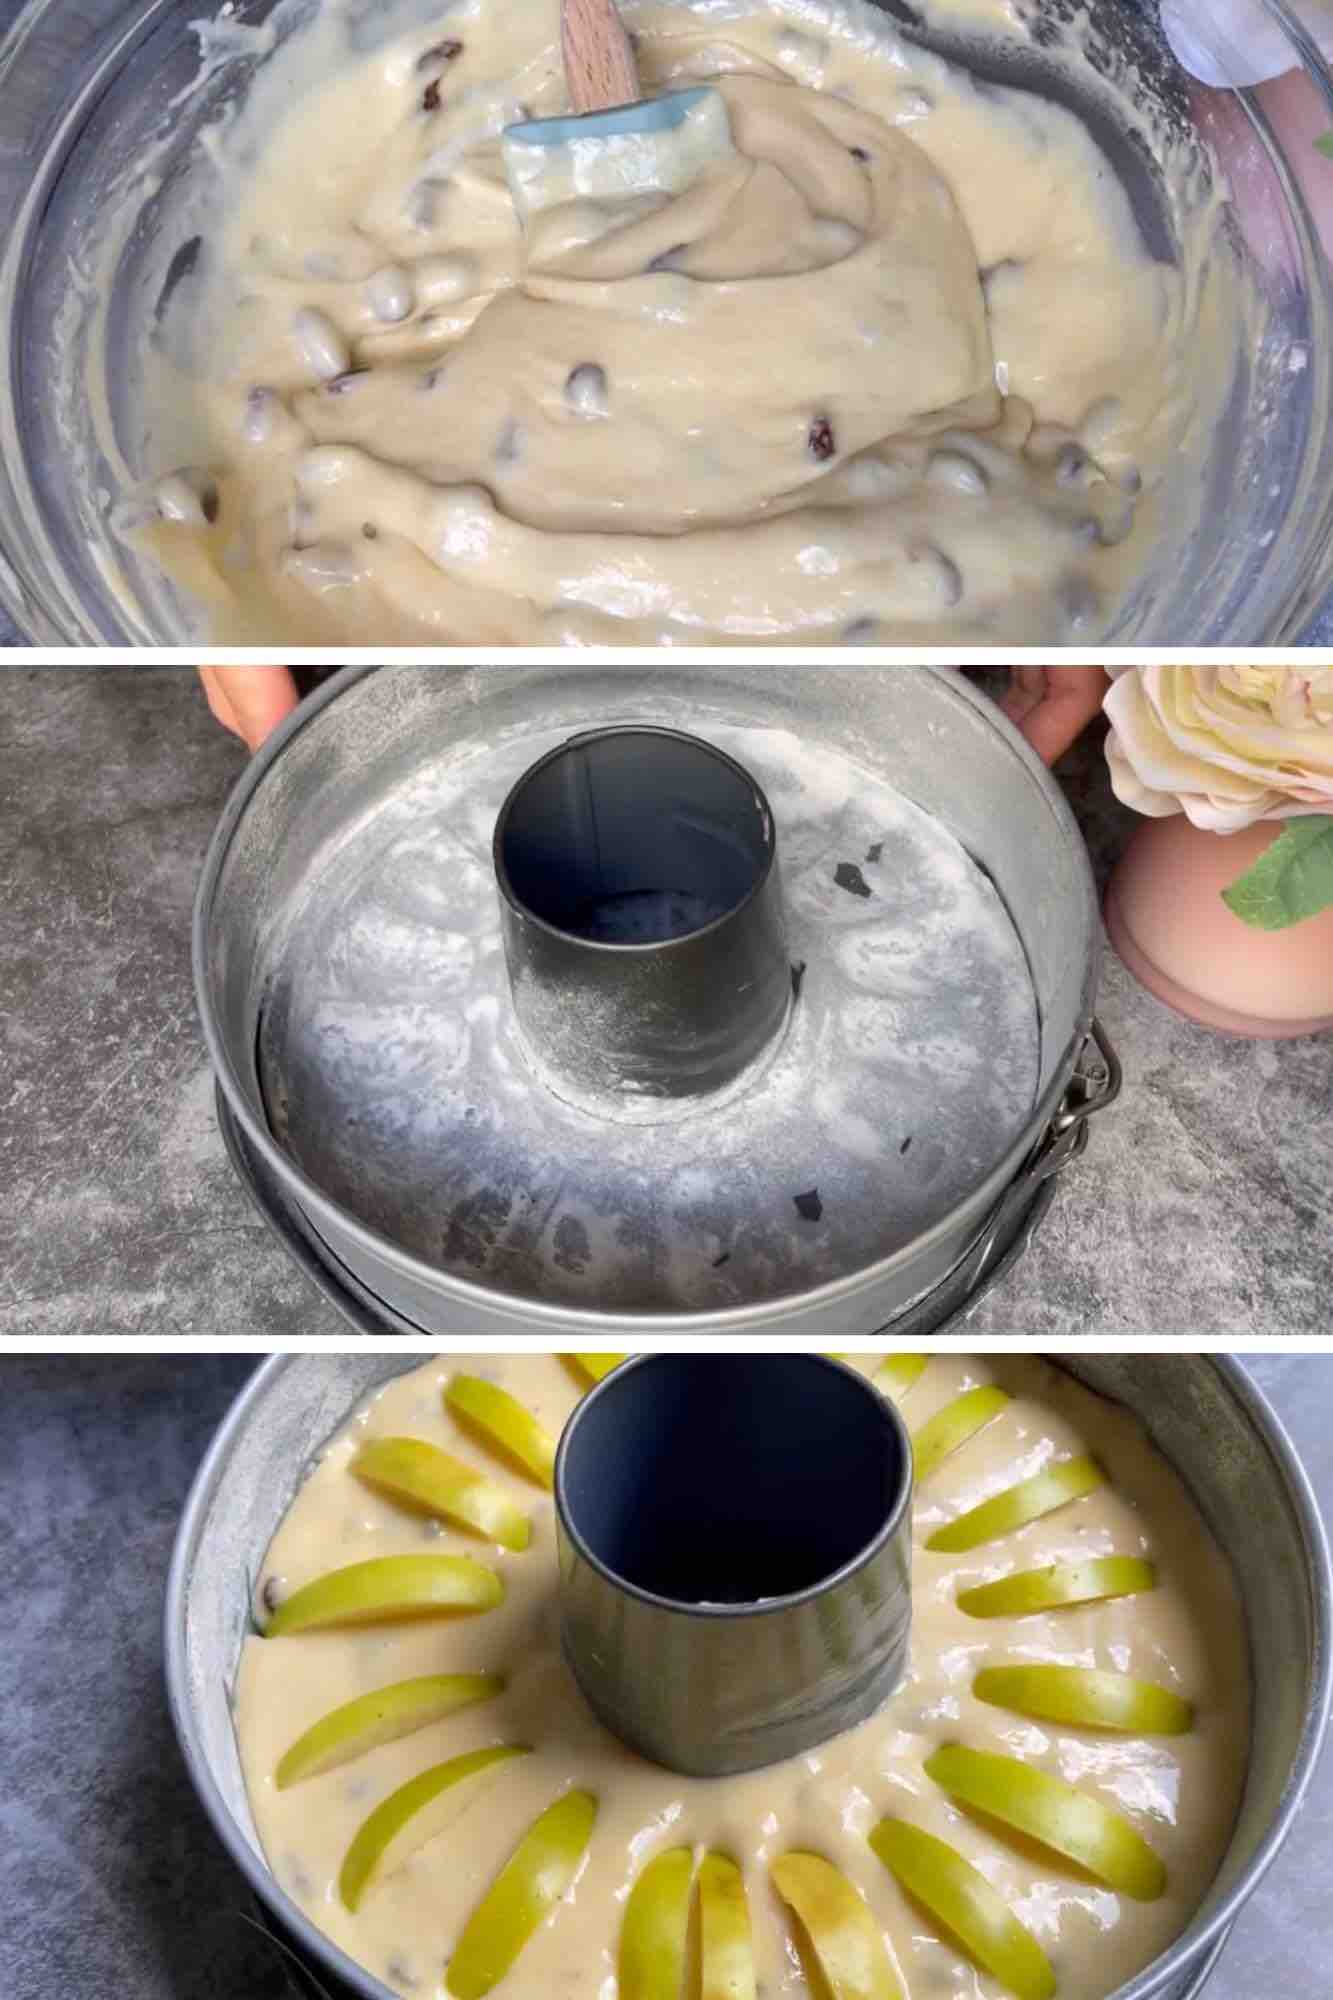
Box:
[1221, 816, 1333, 931]
[1316, 132, 1333, 159]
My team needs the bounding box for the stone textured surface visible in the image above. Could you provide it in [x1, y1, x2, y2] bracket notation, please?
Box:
[0, 1351, 1329, 1999]
[2, 664, 1331, 1337]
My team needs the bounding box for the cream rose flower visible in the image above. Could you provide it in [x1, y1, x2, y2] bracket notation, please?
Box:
[1103, 665, 1333, 832]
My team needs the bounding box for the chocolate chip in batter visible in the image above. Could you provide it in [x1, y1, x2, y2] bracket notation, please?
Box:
[980, 258, 1023, 309]
[927, 449, 988, 497]
[243, 385, 278, 444]
[808, 415, 837, 462]
[565, 362, 609, 418]
[913, 541, 963, 607]
[418, 36, 462, 104]
[154, 234, 202, 324]
[793, 1188, 824, 1223]
[1058, 573, 1101, 633]
[1055, 442, 1097, 487]
[416, 37, 463, 69]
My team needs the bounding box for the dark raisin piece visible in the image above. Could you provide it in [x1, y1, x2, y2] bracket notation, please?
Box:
[808, 415, 836, 462]
[834, 861, 872, 899]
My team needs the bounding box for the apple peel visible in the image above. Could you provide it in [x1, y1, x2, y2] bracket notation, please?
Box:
[352, 1436, 531, 1551]
[927, 1456, 1105, 1553]
[957, 1556, 1156, 1620]
[869, 1818, 1055, 2000]
[447, 1788, 598, 1999]
[620, 1847, 695, 2000]
[772, 1851, 901, 2000]
[276, 1673, 505, 1788]
[262, 1554, 504, 1636]
[446, 1375, 558, 1490]
[340, 1745, 528, 1912]
[925, 1744, 1168, 1901]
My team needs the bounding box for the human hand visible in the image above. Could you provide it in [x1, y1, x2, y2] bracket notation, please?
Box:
[1001, 667, 1109, 766]
[198, 666, 300, 752]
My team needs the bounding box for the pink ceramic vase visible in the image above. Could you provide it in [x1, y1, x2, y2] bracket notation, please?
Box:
[1104, 815, 1333, 1039]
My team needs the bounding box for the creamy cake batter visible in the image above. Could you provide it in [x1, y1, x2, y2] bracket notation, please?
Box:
[127, 0, 1240, 642]
[235, 1355, 1249, 1999]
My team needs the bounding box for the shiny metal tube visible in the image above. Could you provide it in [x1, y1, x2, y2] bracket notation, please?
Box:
[493, 726, 790, 1115]
[554, 1354, 913, 1774]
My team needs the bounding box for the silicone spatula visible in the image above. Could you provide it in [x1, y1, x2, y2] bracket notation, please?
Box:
[502, 0, 733, 224]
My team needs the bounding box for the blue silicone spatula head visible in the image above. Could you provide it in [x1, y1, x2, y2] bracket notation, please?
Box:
[503, 86, 733, 222]
[501, 0, 733, 221]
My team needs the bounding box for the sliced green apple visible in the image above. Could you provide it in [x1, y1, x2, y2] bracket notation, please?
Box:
[956, 1556, 1156, 1621]
[699, 1852, 756, 2000]
[276, 1673, 505, 1788]
[619, 1847, 695, 2000]
[912, 1387, 1011, 1483]
[567, 1354, 628, 1385]
[924, 1744, 1167, 1901]
[351, 1436, 531, 1552]
[446, 1788, 598, 1999]
[927, 1456, 1104, 1553]
[340, 1745, 528, 1912]
[973, 1666, 1193, 1736]
[771, 1851, 900, 2000]
[875, 1355, 928, 1399]
[446, 1375, 558, 1490]
[869, 1819, 1055, 2000]
[262, 1554, 504, 1637]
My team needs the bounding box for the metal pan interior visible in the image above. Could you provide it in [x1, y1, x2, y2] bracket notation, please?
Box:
[197, 668, 1099, 1326]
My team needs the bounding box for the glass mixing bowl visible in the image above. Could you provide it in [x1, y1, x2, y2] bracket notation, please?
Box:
[2, 0, 1333, 644]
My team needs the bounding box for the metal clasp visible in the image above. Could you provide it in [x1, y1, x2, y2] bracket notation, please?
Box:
[964, 1018, 1122, 1290]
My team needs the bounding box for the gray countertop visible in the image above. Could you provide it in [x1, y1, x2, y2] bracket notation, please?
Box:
[1, 1350, 1329, 1999]
[3, 664, 1331, 1337]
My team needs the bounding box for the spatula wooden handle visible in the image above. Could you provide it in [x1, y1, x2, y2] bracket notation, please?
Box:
[561, 0, 641, 112]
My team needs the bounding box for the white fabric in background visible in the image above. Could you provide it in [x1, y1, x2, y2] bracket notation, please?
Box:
[1161, 0, 1333, 86]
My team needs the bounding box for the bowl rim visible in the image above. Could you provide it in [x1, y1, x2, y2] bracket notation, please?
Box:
[191, 662, 1102, 1334]
[162, 1350, 1333, 2000]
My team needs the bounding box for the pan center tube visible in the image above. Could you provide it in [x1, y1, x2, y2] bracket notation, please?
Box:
[554, 1355, 914, 1777]
[493, 726, 791, 1120]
